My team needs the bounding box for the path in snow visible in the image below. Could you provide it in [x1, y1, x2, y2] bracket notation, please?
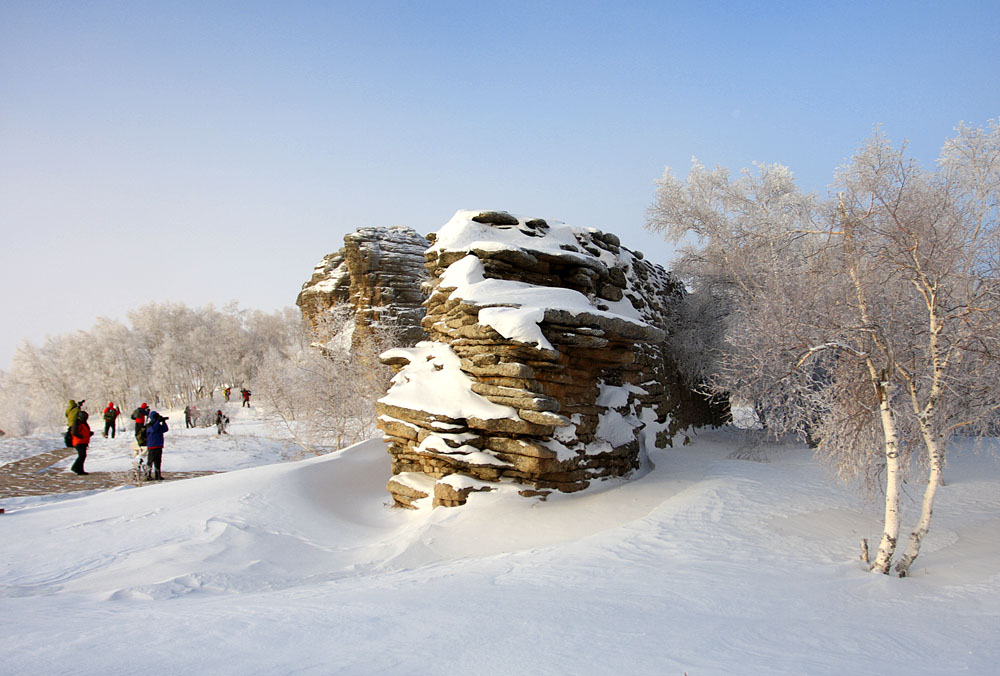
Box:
[0, 446, 218, 498]
[0, 404, 304, 504]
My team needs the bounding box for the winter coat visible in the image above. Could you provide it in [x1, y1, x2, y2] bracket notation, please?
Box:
[103, 405, 120, 421]
[145, 415, 168, 448]
[71, 420, 92, 446]
[131, 406, 150, 424]
[66, 400, 81, 427]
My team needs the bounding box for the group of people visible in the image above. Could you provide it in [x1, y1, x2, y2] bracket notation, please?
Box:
[221, 386, 251, 407]
[64, 399, 167, 479]
[63, 385, 251, 478]
[128, 403, 169, 480]
[184, 405, 230, 434]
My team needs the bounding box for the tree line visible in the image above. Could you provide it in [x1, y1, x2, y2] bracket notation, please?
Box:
[0, 302, 302, 435]
[0, 301, 400, 455]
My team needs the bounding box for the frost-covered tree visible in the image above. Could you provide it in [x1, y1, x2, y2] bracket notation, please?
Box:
[647, 121, 1000, 575]
[848, 124, 1000, 575]
[0, 303, 301, 432]
[0, 368, 38, 435]
[253, 304, 400, 453]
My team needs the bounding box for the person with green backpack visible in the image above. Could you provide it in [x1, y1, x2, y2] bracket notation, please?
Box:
[131, 403, 150, 444]
[102, 401, 120, 438]
[64, 399, 85, 447]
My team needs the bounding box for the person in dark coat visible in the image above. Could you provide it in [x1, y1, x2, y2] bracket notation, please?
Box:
[184, 405, 197, 429]
[102, 401, 120, 438]
[144, 411, 169, 481]
[240, 388, 251, 408]
[131, 403, 150, 440]
[214, 410, 229, 435]
[70, 409, 92, 475]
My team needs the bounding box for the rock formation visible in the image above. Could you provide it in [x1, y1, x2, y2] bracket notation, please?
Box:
[296, 226, 430, 345]
[378, 210, 711, 509]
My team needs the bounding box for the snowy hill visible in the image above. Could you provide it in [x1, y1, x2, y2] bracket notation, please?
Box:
[1, 410, 998, 674]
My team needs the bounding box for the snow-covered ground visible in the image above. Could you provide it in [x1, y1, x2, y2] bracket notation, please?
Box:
[1, 408, 998, 675]
[0, 404, 305, 471]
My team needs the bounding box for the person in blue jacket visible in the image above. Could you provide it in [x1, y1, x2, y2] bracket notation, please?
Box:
[144, 411, 169, 480]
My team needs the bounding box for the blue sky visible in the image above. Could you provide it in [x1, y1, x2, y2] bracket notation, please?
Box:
[2, 1, 998, 368]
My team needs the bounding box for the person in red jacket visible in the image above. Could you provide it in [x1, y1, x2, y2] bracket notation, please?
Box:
[131, 403, 150, 442]
[70, 409, 93, 475]
[102, 401, 120, 438]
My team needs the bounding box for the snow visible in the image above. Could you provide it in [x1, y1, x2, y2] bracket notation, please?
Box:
[390, 470, 437, 494]
[311, 268, 348, 292]
[430, 209, 586, 260]
[596, 408, 642, 447]
[2, 410, 999, 675]
[478, 305, 550, 348]
[380, 341, 518, 420]
[0, 405, 301, 473]
[596, 382, 646, 408]
[415, 435, 510, 467]
[432, 212, 647, 351]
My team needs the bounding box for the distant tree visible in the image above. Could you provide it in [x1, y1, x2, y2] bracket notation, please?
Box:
[0, 369, 37, 435]
[0, 303, 300, 433]
[254, 304, 400, 453]
[647, 121, 1000, 575]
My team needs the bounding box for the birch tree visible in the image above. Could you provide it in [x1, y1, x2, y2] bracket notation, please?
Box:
[647, 121, 1000, 575]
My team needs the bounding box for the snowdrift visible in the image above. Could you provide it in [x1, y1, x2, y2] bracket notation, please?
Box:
[2, 430, 999, 675]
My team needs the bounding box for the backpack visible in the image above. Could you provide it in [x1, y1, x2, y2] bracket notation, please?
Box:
[67, 419, 87, 445]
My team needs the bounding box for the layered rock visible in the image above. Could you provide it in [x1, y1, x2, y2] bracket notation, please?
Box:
[378, 210, 701, 509]
[296, 226, 430, 345]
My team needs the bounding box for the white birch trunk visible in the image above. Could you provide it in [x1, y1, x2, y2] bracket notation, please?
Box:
[871, 391, 903, 574]
[894, 296, 947, 577]
[894, 431, 944, 576]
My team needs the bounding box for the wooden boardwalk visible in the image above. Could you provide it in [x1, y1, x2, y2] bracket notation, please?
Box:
[0, 447, 218, 500]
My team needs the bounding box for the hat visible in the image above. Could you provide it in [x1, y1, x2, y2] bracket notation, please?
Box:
[142, 403, 147, 407]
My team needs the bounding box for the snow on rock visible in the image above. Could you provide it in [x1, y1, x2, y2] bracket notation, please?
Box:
[380, 342, 517, 422]
[378, 209, 721, 508]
